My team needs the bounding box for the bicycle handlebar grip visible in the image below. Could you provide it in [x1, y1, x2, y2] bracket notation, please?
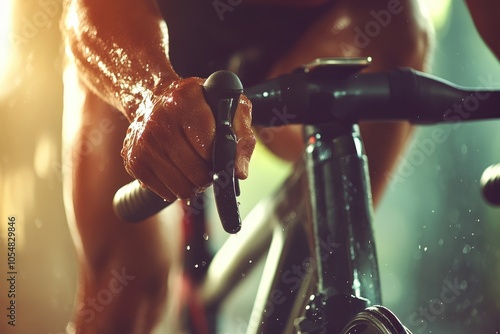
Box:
[113, 180, 171, 222]
[481, 163, 500, 206]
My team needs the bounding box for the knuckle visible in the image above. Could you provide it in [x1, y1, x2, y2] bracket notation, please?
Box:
[175, 188, 196, 200]
[125, 154, 144, 178]
[161, 191, 177, 202]
[241, 133, 257, 151]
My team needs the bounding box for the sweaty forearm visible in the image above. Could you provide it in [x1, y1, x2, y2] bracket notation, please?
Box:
[63, 0, 179, 120]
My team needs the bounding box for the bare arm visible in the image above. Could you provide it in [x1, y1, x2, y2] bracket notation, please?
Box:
[61, 1, 254, 332]
[63, 0, 255, 200]
[63, 0, 178, 119]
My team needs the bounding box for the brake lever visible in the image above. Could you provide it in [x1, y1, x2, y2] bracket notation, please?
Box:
[203, 70, 243, 234]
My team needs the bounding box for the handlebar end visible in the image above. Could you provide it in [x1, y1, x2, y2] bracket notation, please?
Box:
[481, 163, 500, 206]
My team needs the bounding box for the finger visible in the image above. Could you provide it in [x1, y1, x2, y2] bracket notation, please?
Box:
[125, 130, 202, 200]
[233, 95, 255, 179]
[176, 78, 216, 162]
[152, 163, 199, 200]
[156, 130, 213, 189]
[132, 165, 177, 202]
[145, 139, 203, 200]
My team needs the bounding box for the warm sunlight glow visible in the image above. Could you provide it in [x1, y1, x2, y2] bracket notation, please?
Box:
[0, 0, 14, 84]
[421, 0, 452, 31]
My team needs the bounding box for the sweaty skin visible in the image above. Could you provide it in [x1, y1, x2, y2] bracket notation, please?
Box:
[121, 77, 252, 200]
[61, 0, 436, 333]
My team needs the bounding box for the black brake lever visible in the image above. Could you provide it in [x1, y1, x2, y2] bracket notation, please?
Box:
[203, 70, 243, 234]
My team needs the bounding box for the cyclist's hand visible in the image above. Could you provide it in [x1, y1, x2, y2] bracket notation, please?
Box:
[121, 77, 255, 201]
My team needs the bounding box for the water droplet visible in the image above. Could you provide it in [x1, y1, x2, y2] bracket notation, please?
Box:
[438, 239, 444, 246]
[241, 273, 246, 277]
[186, 245, 191, 251]
[201, 261, 207, 267]
[424, 247, 428, 252]
[462, 244, 472, 254]
[203, 233, 209, 241]
[248, 260, 253, 264]
[195, 264, 199, 268]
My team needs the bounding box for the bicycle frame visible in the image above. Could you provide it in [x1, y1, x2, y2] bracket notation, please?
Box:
[200, 121, 380, 334]
[113, 57, 500, 334]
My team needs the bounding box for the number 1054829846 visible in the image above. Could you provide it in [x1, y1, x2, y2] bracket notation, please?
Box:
[7, 216, 16, 271]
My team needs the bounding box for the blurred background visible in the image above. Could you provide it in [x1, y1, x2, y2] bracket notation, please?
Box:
[0, 0, 499, 333]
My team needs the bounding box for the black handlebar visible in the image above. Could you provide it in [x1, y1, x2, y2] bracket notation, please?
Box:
[245, 67, 500, 126]
[113, 180, 168, 223]
[114, 62, 500, 229]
